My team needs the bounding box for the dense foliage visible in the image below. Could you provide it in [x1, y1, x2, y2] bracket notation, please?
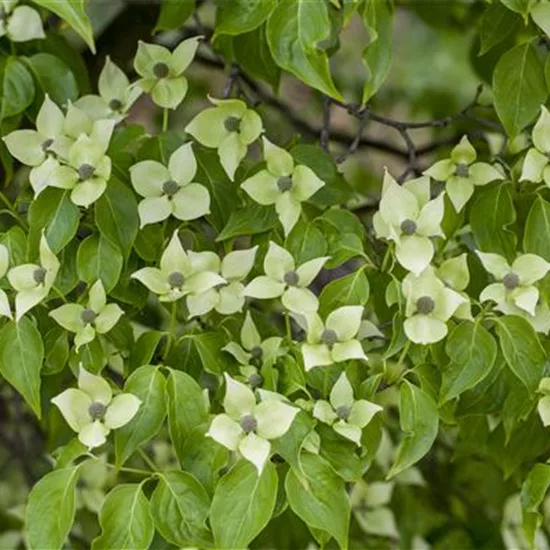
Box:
[2, 0, 550, 549]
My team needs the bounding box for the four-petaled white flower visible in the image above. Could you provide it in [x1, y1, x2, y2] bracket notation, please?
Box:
[245, 241, 329, 314]
[313, 372, 382, 445]
[373, 172, 444, 276]
[52, 366, 141, 449]
[0, 0, 44, 42]
[130, 142, 210, 228]
[302, 306, 367, 371]
[434, 254, 472, 320]
[131, 230, 225, 303]
[187, 246, 258, 317]
[49, 280, 124, 351]
[7, 234, 59, 322]
[185, 97, 263, 180]
[241, 138, 325, 236]
[207, 374, 298, 472]
[424, 135, 502, 212]
[520, 106, 550, 187]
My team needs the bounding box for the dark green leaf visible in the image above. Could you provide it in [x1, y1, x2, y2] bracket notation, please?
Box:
[77, 234, 123, 293]
[214, 0, 276, 38]
[1, 57, 35, 119]
[524, 196, 550, 261]
[478, 3, 520, 55]
[217, 203, 278, 241]
[26, 53, 79, 105]
[128, 331, 163, 373]
[154, 0, 195, 32]
[319, 268, 369, 317]
[286, 220, 328, 264]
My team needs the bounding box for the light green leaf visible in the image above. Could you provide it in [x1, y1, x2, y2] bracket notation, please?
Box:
[287, 219, 328, 265]
[1, 57, 35, 120]
[214, 0, 276, 39]
[154, 0, 195, 32]
[43, 327, 69, 375]
[128, 331, 163, 374]
[524, 196, 550, 261]
[500, 0, 536, 18]
[77, 233, 123, 292]
[26, 465, 81, 550]
[210, 460, 278, 549]
[0, 318, 44, 418]
[319, 269, 369, 317]
[91, 484, 154, 550]
[521, 463, 550, 547]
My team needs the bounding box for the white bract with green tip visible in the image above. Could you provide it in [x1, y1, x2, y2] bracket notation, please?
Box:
[49, 280, 124, 351]
[130, 142, 210, 228]
[241, 138, 325, 236]
[134, 37, 200, 110]
[51, 366, 141, 449]
[402, 268, 467, 345]
[131, 230, 225, 303]
[187, 247, 257, 317]
[245, 241, 328, 314]
[185, 97, 263, 180]
[75, 57, 142, 121]
[520, 106, 550, 187]
[0, 244, 11, 320]
[7, 234, 59, 322]
[424, 135, 502, 212]
[435, 254, 472, 320]
[302, 306, 367, 371]
[477, 252, 550, 317]
[373, 173, 444, 276]
[206, 374, 298, 472]
[313, 372, 382, 445]
[0, 0, 44, 41]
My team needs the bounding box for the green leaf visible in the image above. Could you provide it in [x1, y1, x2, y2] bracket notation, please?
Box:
[77, 234, 123, 293]
[470, 183, 517, 263]
[319, 268, 369, 317]
[500, 0, 536, 18]
[210, 460, 278, 549]
[286, 219, 328, 264]
[388, 380, 439, 479]
[524, 196, 550, 261]
[128, 331, 163, 373]
[115, 366, 167, 467]
[95, 178, 139, 259]
[91, 484, 154, 550]
[0, 318, 44, 418]
[26, 466, 81, 550]
[361, 0, 392, 103]
[441, 321, 497, 403]
[33, 0, 95, 53]
[214, 0, 276, 39]
[170, 332, 232, 376]
[150, 471, 212, 547]
[266, 0, 343, 100]
[478, 3, 520, 55]
[1, 57, 35, 120]
[26, 53, 79, 105]
[0, 225, 27, 265]
[521, 463, 550, 547]
[154, 0, 195, 32]
[43, 327, 69, 376]
[496, 315, 546, 392]
[493, 41, 548, 136]
[285, 453, 350, 549]
[216, 203, 278, 241]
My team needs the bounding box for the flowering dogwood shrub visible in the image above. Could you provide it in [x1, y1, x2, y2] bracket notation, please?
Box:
[2, 1, 550, 549]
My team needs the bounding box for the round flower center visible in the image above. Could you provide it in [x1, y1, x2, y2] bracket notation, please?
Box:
[224, 116, 241, 133]
[503, 272, 519, 290]
[277, 176, 293, 193]
[240, 414, 257, 434]
[400, 219, 417, 236]
[250, 346, 263, 360]
[335, 405, 350, 421]
[88, 401, 106, 421]
[320, 329, 338, 348]
[416, 295, 435, 315]
[162, 180, 180, 197]
[33, 267, 47, 284]
[168, 271, 185, 289]
[41, 138, 54, 152]
[78, 163, 95, 181]
[81, 308, 98, 325]
[153, 62, 170, 79]
[248, 373, 263, 389]
[109, 98, 123, 112]
[284, 271, 299, 286]
[456, 163, 470, 178]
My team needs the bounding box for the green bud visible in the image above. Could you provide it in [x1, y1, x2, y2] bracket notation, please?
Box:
[168, 271, 185, 288]
[321, 329, 338, 348]
[416, 296, 435, 315]
[277, 176, 293, 193]
[335, 405, 350, 421]
[109, 98, 123, 112]
[503, 272, 519, 290]
[162, 180, 180, 197]
[81, 308, 98, 325]
[78, 164, 95, 181]
[455, 163, 469, 177]
[248, 373, 263, 389]
[33, 267, 47, 284]
[41, 138, 54, 152]
[283, 271, 299, 286]
[88, 401, 106, 421]
[153, 62, 170, 79]
[224, 116, 241, 133]
[240, 414, 257, 434]
[400, 219, 417, 236]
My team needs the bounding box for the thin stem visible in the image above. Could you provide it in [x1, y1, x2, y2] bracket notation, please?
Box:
[162, 108, 169, 132]
[0, 191, 27, 229]
[397, 340, 411, 367]
[138, 447, 158, 472]
[285, 311, 292, 341]
[86, 454, 152, 477]
[52, 285, 68, 303]
[164, 302, 177, 359]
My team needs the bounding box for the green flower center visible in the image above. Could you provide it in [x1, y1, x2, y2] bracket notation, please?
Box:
[335, 405, 350, 421]
[33, 267, 47, 284]
[153, 62, 170, 79]
[224, 116, 241, 133]
[456, 163, 469, 178]
[162, 180, 180, 197]
[78, 163, 95, 181]
[416, 295, 435, 315]
[248, 373, 263, 389]
[320, 329, 338, 348]
[250, 346, 263, 360]
[88, 401, 106, 421]
[503, 272, 519, 290]
[109, 98, 123, 112]
[240, 414, 257, 434]
[41, 138, 54, 152]
[81, 308, 98, 325]
[400, 219, 417, 236]
[168, 271, 185, 289]
[284, 271, 299, 286]
[277, 176, 293, 193]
